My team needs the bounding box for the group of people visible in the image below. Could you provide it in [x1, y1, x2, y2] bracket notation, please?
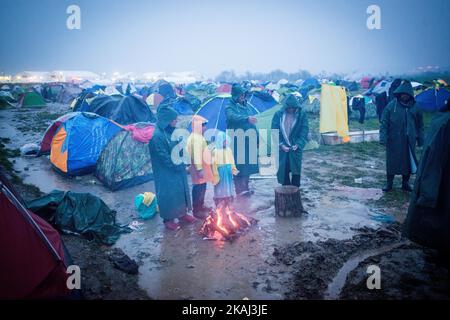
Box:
[149, 84, 310, 231]
[148, 79, 449, 258]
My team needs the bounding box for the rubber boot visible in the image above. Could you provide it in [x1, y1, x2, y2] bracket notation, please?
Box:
[382, 174, 394, 192]
[402, 175, 413, 192]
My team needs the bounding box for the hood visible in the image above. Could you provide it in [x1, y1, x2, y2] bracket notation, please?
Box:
[156, 107, 178, 130]
[282, 94, 301, 110]
[231, 84, 247, 100]
[214, 131, 231, 149]
[191, 114, 208, 134]
[394, 80, 414, 98]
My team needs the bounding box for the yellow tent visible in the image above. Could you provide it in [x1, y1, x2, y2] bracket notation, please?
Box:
[320, 84, 350, 141]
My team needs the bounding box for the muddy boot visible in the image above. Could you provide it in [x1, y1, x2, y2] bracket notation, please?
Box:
[382, 174, 394, 192]
[402, 175, 413, 192]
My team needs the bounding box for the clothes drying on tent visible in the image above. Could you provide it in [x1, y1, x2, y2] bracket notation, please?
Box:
[96, 125, 155, 191]
[320, 84, 349, 140]
[416, 88, 450, 112]
[49, 112, 122, 175]
[0, 169, 70, 299]
[350, 96, 366, 124]
[27, 190, 131, 245]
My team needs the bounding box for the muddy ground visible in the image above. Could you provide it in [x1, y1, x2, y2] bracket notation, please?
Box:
[1, 104, 449, 300]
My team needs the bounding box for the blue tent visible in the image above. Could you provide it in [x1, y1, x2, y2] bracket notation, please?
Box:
[246, 92, 277, 113]
[50, 112, 122, 176]
[173, 97, 195, 115]
[416, 88, 450, 112]
[196, 94, 231, 132]
[195, 93, 277, 132]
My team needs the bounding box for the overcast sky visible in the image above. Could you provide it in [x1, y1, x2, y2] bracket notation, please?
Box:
[0, 0, 449, 76]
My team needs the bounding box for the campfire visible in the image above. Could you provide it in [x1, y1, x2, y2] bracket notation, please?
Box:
[199, 204, 257, 241]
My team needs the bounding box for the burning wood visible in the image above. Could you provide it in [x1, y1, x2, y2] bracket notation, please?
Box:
[199, 204, 257, 241]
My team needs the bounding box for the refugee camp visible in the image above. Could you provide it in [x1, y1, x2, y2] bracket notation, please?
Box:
[1, 0, 450, 306]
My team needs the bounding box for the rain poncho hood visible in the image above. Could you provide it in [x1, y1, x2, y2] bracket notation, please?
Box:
[231, 84, 247, 101]
[282, 94, 301, 110]
[394, 81, 415, 99]
[156, 107, 178, 130]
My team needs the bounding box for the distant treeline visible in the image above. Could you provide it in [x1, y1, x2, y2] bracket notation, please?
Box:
[215, 69, 450, 84]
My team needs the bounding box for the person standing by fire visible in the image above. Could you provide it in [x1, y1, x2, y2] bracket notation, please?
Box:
[149, 107, 196, 231]
[186, 115, 214, 219]
[225, 84, 259, 197]
[271, 94, 309, 187]
[380, 80, 424, 192]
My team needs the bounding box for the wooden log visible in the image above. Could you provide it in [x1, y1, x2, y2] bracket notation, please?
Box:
[274, 185, 304, 217]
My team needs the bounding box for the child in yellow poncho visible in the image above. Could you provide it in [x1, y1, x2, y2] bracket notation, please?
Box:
[211, 131, 239, 206]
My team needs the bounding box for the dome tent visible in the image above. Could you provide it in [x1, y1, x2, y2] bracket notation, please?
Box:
[77, 94, 156, 125]
[50, 112, 122, 176]
[96, 124, 155, 191]
[0, 169, 70, 299]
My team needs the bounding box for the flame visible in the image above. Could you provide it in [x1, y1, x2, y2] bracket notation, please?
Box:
[199, 205, 257, 241]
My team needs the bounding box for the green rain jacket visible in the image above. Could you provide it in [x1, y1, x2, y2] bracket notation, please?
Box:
[225, 84, 259, 176]
[380, 81, 424, 175]
[148, 107, 191, 220]
[403, 111, 450, 252]
[271, 94, 309, 184]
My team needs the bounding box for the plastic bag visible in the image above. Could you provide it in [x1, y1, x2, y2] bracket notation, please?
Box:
[20, 143, 39, 156]
[134, 192, 158, 220]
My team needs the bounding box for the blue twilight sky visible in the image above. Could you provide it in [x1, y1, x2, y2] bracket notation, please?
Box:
[0, 0, 449, 76]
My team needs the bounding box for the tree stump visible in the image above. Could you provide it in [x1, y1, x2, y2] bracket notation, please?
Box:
[274, 185, 304, 217]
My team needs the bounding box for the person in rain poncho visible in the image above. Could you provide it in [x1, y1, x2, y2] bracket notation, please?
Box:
[211, 131, 239, 206]
[380, 80, 424, 192]
[225, 84, 259, 196]
[271, 94, 309, 187]
[186, 115, 214, 219]
[148, 107, 195, 231]
[403, 99, 450, 255]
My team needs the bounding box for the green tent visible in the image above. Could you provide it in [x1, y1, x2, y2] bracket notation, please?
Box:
[21, 91, 46, 108]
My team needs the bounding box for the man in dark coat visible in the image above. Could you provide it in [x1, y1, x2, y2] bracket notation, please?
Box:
[225, 84, 259, 196]
[271, 94, 309, 187]
[403, 100, 450, 254]
[148, 107, 195, 231]
[380, 80, 424, 192]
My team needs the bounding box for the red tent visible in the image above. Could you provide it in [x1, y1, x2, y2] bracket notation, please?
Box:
[0, 170, 70, 299]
